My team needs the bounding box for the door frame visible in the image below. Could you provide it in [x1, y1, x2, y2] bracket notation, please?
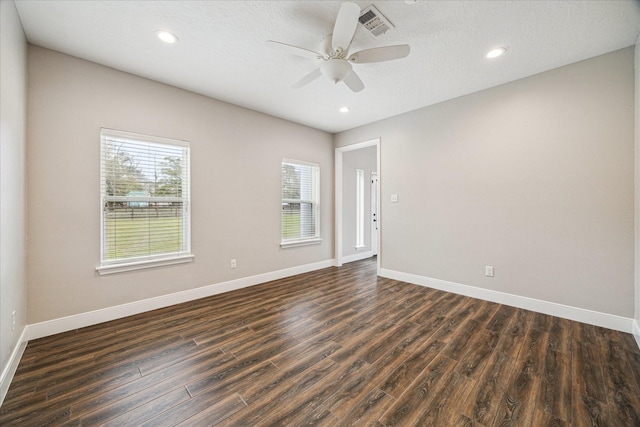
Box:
[371, 171, 378, 256]
[335, 138, 381, 274]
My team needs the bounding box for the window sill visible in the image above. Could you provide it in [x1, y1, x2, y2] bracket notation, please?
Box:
[96, 254, 195, 275]
[280, 238, 322, 249]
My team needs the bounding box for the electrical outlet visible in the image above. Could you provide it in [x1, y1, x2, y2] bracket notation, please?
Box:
[12, 310, 16, 331]
[390, 194, 399, 203]
[485, 266, 494, 277]
[230, 259, 237, 269]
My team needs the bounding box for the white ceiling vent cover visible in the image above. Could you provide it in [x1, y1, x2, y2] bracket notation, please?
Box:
[359, 5, 395, 36]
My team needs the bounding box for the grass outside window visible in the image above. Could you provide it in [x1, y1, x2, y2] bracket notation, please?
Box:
[104, 208, 183, 261]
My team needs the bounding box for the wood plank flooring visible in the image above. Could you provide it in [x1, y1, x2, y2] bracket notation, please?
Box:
[2, 257, 640, 426]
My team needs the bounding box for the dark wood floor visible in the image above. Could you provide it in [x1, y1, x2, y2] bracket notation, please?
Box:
[2, 258, 640, 426]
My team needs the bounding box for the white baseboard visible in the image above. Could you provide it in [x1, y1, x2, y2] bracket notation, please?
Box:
[341, 251, 374, 264]
[26, 259, 335, 341]
[0, 327, 28, 406]
[380, 268, 635, 333]
[10, 260, 638, 403]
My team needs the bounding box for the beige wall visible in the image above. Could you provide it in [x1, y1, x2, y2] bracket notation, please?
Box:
[336, 48, 635, 318]
[0, 0, 28, 380]
[342, 146, 377, 258]
[27, 46, 334, 323]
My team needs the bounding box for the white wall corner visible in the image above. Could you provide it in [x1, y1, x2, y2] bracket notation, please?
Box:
[634, 34, 640, 351]
[0, 326, 28, 406]
[380, 268, 635, 334]
[637, 31, 640, 343]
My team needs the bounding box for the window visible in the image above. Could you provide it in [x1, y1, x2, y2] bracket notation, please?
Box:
[281, 159, 320, 247]
[98, 129, 192, 274]
[356, 169, 365, 249]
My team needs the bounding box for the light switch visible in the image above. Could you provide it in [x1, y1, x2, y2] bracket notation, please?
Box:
[391, 194, 399, 203]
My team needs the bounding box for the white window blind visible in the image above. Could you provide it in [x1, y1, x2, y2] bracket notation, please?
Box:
[282, 159, 320, 245]
[100, 129, 191, 267]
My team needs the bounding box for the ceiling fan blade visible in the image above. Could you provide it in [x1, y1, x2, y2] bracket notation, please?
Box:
[343, 70, 364, 93]
[332, 2, 360, 52]
[265, 40, 325, 60]
[292, 68, 322, 89]
[348, 45, 411, 63]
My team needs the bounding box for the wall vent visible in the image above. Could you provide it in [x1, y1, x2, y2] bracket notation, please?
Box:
[358, 5, 395, 36]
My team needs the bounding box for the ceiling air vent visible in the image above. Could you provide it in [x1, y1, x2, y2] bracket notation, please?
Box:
[358, 5, 395, 37]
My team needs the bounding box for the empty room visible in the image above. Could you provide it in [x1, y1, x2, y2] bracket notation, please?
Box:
[1, 0, 640, 425]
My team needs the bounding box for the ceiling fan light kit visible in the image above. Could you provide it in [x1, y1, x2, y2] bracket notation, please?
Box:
[321, 59, 353, 84]
[266, 2, 410, 93]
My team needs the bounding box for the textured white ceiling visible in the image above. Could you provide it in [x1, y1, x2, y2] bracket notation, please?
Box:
[14, 0, 640, 133]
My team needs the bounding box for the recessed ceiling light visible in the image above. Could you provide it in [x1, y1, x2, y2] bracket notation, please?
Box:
[156, 31, 178, 44]
[339, 106, 350, 113]
[486, 47, 507, 59]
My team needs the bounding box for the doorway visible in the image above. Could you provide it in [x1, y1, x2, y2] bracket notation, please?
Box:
[335, 138, 380, 274]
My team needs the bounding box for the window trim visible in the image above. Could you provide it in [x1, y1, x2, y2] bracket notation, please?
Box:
[281, 158, 320, 248]
[96, 253, 195, 275]
[97, 128, 193, 274]
[280, 238, 322, 249]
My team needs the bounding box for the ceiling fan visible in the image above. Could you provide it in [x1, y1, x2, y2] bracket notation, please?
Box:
[266, 2, 410, 93]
